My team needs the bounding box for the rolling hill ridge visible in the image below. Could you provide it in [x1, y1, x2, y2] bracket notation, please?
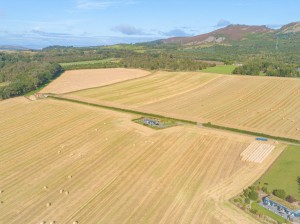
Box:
[161, 22, 300, 46]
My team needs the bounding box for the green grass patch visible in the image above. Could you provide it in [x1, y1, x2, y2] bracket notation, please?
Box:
[203, 122, 300, 144]
[50, 96, 197, 125]
[24, 85, 47, 96]
[0, 82, 9, 87]
[260, 145, 300, 200]
[59, 58, 119, 67]
[201, 65, 237, 74]
[251, 202, 287, 224]
[60, 58, 121, 70]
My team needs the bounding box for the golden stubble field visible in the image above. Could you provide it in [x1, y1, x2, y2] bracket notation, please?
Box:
[0, 97, 283, 224]
[68, 70, 300, 140]
[41, 68, 151, 94]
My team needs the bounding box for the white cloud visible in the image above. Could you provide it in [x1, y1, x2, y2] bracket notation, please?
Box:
[161, 28, 193, 37]
[76, 0, 139, 10]
[111, 24, 150, 36]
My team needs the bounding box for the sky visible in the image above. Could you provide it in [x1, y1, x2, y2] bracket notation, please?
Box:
[0, 0, 299, 48]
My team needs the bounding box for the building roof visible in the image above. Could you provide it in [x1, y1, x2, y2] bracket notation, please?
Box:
[267, 195, 300, 211]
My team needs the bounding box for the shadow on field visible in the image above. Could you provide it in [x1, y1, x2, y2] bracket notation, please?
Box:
[297, 176, 300, 193]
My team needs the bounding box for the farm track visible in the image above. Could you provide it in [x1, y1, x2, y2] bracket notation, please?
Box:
[0, 97, 282, 223]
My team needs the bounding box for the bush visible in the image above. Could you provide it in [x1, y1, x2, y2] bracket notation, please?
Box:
[248, 190, 259, 201]
[245, 198, 250, 204]
[243, 188, 251, 197]
[273, 189, 286, 199]
[262, 186, 268, 194]
[286, 195, 296, 203]
[250, 208, 258, 214]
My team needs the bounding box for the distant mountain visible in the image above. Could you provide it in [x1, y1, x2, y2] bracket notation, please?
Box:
[162, 25, 272, 45]
[161, 22, 300, 46]
[0, 45, 30, 51]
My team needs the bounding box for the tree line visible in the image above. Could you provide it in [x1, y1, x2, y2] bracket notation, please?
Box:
[0, 58, 63, 99]
[232, 60, 300, 77]
[122, 53, 212, 71]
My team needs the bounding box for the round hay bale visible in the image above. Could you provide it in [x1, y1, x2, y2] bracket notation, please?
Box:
[65, 191, 69, 195]
[40, 221, 45, 224]
[43, 186, 48, 190]
[49, 221, 56, 224]
[60, 189, 64, 194]
[68, 175, 72, 179]
[46, 202, 51, 207]
[73, 221, 79, 224]
[0, 190, 3, 194]
[58, 150, 61, 154]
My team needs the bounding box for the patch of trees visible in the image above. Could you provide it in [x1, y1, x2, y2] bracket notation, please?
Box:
[243, 187, 259, 201]
[233, 60, 300, 77]
[37, 47, 136, 63]
[122, 53, 212, 71]
[0, 61, 63, 99]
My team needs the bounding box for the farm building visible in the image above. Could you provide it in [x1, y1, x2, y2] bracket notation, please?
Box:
[262, 196, 300, 222]
[34, 93, 48, 99]
[143, 118, 160, 127]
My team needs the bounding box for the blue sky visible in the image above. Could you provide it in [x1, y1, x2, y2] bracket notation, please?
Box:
[0, 0, 299, 48]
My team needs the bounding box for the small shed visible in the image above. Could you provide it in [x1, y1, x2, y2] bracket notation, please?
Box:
[143, 118, 160, 126]
[263, 196, 300, 220]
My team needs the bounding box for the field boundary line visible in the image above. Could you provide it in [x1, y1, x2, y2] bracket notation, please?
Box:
[48, 95, 300, 145]
[203, 123, 300, 145]
[49, 95, 197, 125]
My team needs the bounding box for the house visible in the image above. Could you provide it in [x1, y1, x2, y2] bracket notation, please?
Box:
[262, 196, 300, 221]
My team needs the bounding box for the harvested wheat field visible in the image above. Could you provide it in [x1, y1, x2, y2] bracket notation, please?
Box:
[41, 68, 150, 94]
[0, 97, 283, 224]
[65, 71, 219, 106]
[69, 72, 300, 140]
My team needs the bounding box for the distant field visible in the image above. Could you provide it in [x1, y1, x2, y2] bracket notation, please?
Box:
[66, 71, 219, 106]
[59, 58, 119, 67]
[260, 145, 300, 200]
[0, 97, 282, 223]
[201, 65, 237, 74]
[69, 71, 300, 140]
[41, 68, 150, 94]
